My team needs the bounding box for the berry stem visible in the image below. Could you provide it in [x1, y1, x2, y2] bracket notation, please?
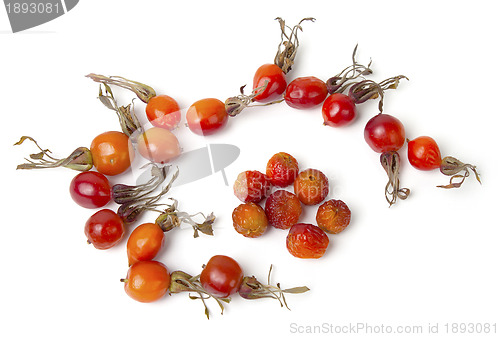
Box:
[155, 199, 215, 238]
[86, 73, 156, 103]
[169, 271, 230, 320]
[95, 83, 143, 138]
[380, 151, 410, 206]
[225, 82, 283, 117]
[438, 156, 481, 189]
[238, 265, 310, 309]
[274, 17, 315, 74]
[14, 136, 93, 171]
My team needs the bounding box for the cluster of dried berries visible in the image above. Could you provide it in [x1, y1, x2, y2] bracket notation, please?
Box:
[232, 152, 352, 259]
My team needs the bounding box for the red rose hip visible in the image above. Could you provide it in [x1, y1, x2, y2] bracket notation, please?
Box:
[200, 255, 244, 298]
[407, 136, 442, 171]
[252, 64, 287, 102]
[364, 114, 405, 153]
[322, 93, 357, 127]
[70, 171, 111, 209]
[285, 76, 328, 109]
[84, 209, 125, 250]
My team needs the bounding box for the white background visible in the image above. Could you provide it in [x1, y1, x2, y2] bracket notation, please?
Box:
[1, 1, 499, 336]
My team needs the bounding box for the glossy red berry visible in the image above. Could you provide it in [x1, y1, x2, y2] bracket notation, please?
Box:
[252, 64, 287, 102]
[200, 255, 244, 298]
[364, 114, 406, 153]
[284, 76, 328, 109]
[84, 209, 125, 250]
[322, 93, 357, 127]
[407, 136, 442, 171]
[70, 171, 111, 209]
[286, 223, 329, 259]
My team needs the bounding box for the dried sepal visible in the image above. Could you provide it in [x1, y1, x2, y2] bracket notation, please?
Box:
[14, 136, 92, 171]
[326, 44, 373, 94]
[96, 83, 143, 138]
[86, 73, 156, 103]
[155, 199, 215, 238]
[117, 167, 179, 225]
[274, 17, 315, 74]
[169, 271, 230, 320]
[112, 163, 169, 204]
[438, 156, 481, 189]
[348, 75, 408, 112]
[380, 151, 410, 207]
[224, 83, 284, 117]
[238, 265, 309, 310]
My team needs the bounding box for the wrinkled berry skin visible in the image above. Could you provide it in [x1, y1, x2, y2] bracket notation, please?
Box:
[286, 223, 329, 259]
[233, 170, 271, 203]
[316, 199, 351, 234]
[293, 169, 329, 205]
[265, 190, 302, 230]
[266, 152, 299, 187]
[232, 202, 268, 238]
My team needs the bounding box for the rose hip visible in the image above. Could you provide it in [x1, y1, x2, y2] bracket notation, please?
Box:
[293, 169, 329, 205]
[286, 223, 329, 259]
[84, 209, 125, 250]
[284, 76, 328, 109]
[232, 203, 268, 238]
[316, 199, 351, 234]
[265, 190, 302, 230]
[233, 170, 271, 203]
[266, 152, 299, 187]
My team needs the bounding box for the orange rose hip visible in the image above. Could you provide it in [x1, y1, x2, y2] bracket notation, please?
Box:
[232, 202, 268, 238]
[316, 199, 351, 234]
[286, 223, 329, 259]
[293, 168, 329, 205]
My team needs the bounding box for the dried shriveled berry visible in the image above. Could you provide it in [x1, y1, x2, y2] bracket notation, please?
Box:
[293, 169, 329, 205]
[266, 152, 299, 187]
[233, 170, 271, 203]
[316, 199, 351, 234]
[232, 203, 268, 238]
[265, 190, 302, 230]
[286, 223, 329, 259]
